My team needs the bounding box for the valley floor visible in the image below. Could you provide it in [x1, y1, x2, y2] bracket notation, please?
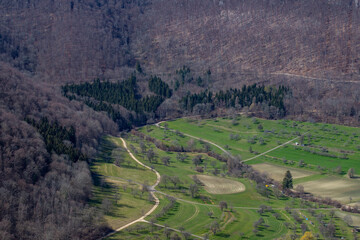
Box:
[93, 116, 360, 239]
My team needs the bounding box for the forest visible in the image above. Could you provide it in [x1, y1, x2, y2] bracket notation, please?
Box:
[180, 84, 289, 118]
[0, 109, 110, 240]
[0, 66, 116, 239]
[148, 75, 173, 98]
[62, 76, 165, 113]
[62, 75, 176, 129]
[25, 117, 87, 162]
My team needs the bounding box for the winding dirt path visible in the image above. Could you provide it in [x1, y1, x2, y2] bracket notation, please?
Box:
[155, 121, 232, 157]
[101, 138, 161, 239]
[103, 124, 335, 238]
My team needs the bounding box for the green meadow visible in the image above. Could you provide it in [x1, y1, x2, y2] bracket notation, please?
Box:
[162, 117, 360, 205]
[91, 116, 360, 239]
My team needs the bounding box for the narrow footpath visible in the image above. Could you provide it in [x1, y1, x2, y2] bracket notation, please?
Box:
[101, 138, 204, 240]
[100, 138, 161, 239]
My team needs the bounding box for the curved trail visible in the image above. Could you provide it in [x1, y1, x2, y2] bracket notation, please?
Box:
[184, 204, 199, 223]
[101, 138, 161, 239]
[102, 138, 204, 240]
[155, 121, 232, 157]
[155, 121, 304, 162]
[141, 220, 204, 239]
[117, 138, 161, 224]
[102, 124, 330, 238]
[153, 121, 338, 212]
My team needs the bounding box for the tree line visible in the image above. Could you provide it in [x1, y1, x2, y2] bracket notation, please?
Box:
[62, 76, 165, 113]
[180, 84, 289, 117]
[84, 99, 152, 131]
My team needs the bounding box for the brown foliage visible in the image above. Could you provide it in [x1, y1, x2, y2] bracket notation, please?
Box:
[0, 65, 114, 239]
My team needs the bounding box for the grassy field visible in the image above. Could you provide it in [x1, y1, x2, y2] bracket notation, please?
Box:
[94, 116, 360, 239]
[126, 135, 301, 208]
[162, 117, 360, 204]
[165, 117, 360, 174]
[251, 162, 360, 204]
[336, 211, 360, 227]
[91, 136, 156, 230]
[251, 163, 314, 182]
[116, 132, 357, 239]
[300, 176, 360, 204]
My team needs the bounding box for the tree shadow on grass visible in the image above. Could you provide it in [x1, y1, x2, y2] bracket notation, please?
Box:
[95, 137, 117, 163]
[216, 232, 230, 238]
[118, 164, 145, 170]
[116, 203, 135, 209]
[90, 181, 118, 205]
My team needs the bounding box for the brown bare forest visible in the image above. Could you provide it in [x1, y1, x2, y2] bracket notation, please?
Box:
[0, 0, 360, 239]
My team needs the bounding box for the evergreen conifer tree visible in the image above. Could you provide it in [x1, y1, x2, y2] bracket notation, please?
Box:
[282, 170, 293, 189]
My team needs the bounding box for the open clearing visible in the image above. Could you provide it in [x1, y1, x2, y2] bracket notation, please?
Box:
[335, 211, 360, 227]
[300, 177, 360, 203]
[101, 117, 360, 239]
[196, 175, 246, 194]
[251, 163, 314, 182]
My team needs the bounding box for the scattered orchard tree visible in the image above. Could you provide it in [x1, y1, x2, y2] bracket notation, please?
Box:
[344, 215, 353, 226]
[161, 156, 171, 166]
[219, 201, 228, 211]
[101, 198, 113, 214]
[347, 168, 355, 178]
[146, 148, 157, 163]
[189, 184, 199, 198]
[210, 220, 220, 234]
[170, 233, 181, 240]
[176, 153, 187, 162]
[192, 155, 203, 166]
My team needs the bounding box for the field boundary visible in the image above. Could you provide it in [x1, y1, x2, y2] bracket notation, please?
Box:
[141, 220, 204, 239]
[243, 134, 305, 162]
[156, 121, 306, 163]
[155, 121, 232, 157]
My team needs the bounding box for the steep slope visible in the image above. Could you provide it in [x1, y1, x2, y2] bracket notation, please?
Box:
[135, 0, 360, 81]
[0, 0, 359, 83]
[0, 0, 359, 124]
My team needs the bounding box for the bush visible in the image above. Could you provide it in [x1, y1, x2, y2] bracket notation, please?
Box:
[195, 166, 204, 173]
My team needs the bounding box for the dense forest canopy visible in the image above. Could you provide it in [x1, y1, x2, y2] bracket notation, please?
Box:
[0, 65, 116, 239]
[181, 84, 289, 118]
[148, 75, 173, 98]
[63, 76, 165, 113]
[0, 109, 109, 240]
[26, 117, 87, 163]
